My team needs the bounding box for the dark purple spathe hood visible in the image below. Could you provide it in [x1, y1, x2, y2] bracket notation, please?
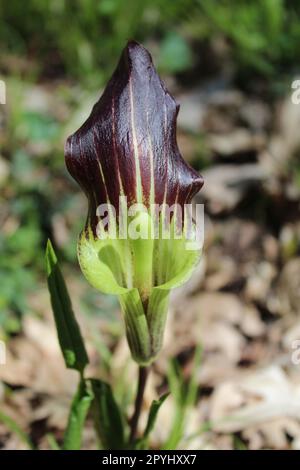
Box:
[65, 40, 203, 233]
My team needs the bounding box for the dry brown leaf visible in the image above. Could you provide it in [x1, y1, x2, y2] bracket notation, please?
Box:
[210, 366, 300, 438]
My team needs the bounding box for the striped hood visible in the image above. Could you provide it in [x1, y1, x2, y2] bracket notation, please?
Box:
[65, 40, 203, 235]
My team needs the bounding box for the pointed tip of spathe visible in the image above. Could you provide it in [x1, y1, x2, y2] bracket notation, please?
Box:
[125, 39, 147, 54]
[122, 39, 153, 72]
[125, 39, 141, 49]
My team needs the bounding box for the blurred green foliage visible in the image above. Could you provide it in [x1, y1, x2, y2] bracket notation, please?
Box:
[0, 0, 195, 82]
[1, 0, 300, 83]
[197, 0, 300, 77]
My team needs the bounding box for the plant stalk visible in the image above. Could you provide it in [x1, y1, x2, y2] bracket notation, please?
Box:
[129, 366, 149, 444]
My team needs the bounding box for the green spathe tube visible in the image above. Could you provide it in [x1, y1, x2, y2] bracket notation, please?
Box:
[129, 210, 154, 305]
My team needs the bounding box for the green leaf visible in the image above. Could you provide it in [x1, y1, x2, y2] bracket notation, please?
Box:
[63, 379, 93, 450]
[163, 346, 202, 450]
[185, 345, 202, 408]
[45, 239, 89, 372]
[167, 358, 184, 405]
[46, 433, 61, 450]
[135, 393, 169, 449]
[144, 393, 169, 439]
[162, 360, 185, 450]
[90, 378, 124, 450]
[0, 410, 34, 449]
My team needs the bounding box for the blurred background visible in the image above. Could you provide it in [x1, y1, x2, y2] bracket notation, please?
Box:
[1, 0, 300, 450]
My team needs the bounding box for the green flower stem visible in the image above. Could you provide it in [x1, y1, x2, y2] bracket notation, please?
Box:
[129, 366, 150, 445]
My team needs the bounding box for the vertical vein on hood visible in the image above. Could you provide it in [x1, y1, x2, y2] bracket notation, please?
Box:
[146, 80, 155, 206]
[162, 100, 168, 206]
[113, 97, 133, 289]
[157, 100, 169, 285]
[129, 76, 143, 204]
[112, 96, 124, 197]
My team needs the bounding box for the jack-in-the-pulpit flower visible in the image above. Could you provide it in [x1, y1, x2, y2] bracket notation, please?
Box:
[65, 41, 204, 365]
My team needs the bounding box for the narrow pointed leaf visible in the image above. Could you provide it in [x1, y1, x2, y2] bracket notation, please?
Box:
[63, 379, 93, 450]
[46, 433, 61, 450]
[163, 347, 202, 450]
[90, 378, 124, 450]
[135, 393, 169, 449]
[185, 345, 202, 408]
[45, 239, 89, 372]
[0, 410, 34, 450]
